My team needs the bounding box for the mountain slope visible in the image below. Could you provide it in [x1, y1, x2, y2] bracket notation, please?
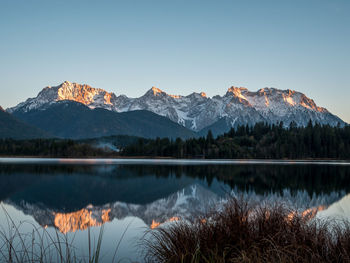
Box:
[198, 117, 232, 137]
[0, 106, 50, 139]
[8, 81, 346, 137]
[12, 101, 195, 139]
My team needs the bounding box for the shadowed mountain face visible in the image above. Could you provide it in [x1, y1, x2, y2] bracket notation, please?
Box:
[8, 81, 346, 137]
[0, 106, 50, 139]
[11, 101, 196, 139]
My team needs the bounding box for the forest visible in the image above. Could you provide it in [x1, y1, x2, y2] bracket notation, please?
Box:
[0, 121, 349, 159]
[121, 121, 350, 159]
[0, 138, 116, 157]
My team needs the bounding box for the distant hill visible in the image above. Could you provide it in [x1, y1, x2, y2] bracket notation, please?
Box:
[12, 101, 196, 139]
[0, 106, 50, 139]
[198, 117, 232, 137]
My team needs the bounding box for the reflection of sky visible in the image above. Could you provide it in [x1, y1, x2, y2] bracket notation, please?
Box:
[0, 203, 146, 262]
[317, 194, 350, 222]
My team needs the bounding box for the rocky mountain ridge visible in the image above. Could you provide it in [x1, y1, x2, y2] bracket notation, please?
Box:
[8, 81, 346, 135]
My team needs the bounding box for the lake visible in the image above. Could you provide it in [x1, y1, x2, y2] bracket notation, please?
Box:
[1, 158, 350, 262]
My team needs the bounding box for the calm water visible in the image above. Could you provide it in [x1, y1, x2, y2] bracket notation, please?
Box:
[1, 158, 350, 262]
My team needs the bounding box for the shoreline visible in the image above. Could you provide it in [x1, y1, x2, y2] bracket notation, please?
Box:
[1, 157, 350, 165]
[0, 155, 349, 160]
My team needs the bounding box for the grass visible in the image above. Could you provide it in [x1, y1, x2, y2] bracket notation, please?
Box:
[0, 211, 78, 262]
[2, 198, 350, 262]
[142, 197, 350, 263]
[0, 205, 135, 263]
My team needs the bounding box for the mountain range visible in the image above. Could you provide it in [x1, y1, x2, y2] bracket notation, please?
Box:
[2, 81, 347, 139]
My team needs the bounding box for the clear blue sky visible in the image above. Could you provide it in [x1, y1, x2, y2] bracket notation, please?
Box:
[0, 0, 349, 122]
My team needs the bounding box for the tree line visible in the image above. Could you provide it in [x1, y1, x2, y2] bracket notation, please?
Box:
[0, 121, 349, 159]
[0, 138, 116, 157]
[121, 121, 350, 159]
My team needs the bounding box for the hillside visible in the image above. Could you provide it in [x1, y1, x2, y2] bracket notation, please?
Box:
[12, 101, 196, 139]
[0, 106, 50, 139]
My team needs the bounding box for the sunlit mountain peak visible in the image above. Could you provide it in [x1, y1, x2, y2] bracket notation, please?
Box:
[151, 86, 163, 95]
[226, 86, 249, 101]
[200, 92, 207, 98]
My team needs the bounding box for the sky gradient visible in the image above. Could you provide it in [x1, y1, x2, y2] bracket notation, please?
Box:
[0, 0, 349, 122]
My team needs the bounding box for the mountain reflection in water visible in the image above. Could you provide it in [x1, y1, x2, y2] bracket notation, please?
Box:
[54, 208, 111, 233]
[1, 160, 350, 262]
[1, 161, 350, 231]
[2, 162, 350, 209]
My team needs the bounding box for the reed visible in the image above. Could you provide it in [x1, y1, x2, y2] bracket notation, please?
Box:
[0, 205, 125, 263]
[143, 197, 350, 263]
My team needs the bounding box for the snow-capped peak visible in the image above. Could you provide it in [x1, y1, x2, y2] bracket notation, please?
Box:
[200, 92, 207, 98]
[150, 86, 163, 96]
[56, 81, 115, 106]
[8, 81, 346, 132]
[8, 81, 117, 113]
[226, 86, 248, 95]
[144, 87, 183, 99]
[225, 86, 250, 102]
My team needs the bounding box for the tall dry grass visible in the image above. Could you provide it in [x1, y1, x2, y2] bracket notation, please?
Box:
[143, 198, 350, 263]
[0, 205, 133, 263]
